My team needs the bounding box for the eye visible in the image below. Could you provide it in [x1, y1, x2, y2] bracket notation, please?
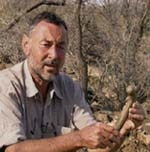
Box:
[40, 41, 53, 48]
[57, 45, 64, 49]
[42, 43, 50, 48]
[57, 42, 66, 50]
[39, 42, 52, 51]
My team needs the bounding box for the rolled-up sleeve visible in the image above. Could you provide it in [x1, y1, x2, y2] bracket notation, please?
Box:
[0, 89, 26, 148]
[72, 83, 97, 129]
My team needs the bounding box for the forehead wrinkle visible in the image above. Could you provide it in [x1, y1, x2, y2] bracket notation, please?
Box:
[30, 21, 67, 42]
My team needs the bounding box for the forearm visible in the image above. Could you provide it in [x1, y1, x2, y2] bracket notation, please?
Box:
[5, 131, 82, 152]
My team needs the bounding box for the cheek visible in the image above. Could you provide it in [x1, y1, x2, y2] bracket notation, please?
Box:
[31, 46, 47, 61]
[59, 53, 65, 64]
[58, 50, 65, 59]
[28, 51, 43, 67]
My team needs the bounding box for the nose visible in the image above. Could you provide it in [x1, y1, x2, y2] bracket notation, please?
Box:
[48, 45, 58, 59]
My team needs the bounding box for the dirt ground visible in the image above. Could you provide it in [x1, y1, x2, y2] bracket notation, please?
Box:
[90, 100, 150, 152]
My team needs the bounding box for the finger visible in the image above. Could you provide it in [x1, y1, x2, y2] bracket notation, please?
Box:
[129, 108, 145, 119]
[97, 126, 120, 146]
[129, 104, 145, 115]
[105, 128, 119, 137]
[98, 127, 115, 141]
[100, 137, 115, 148]
[98, 142, 108, 149]
[98, 123, 120, 139]
[132, 103, 145, 113]
[102, 125, 119, 135]
[108, 134, 121, 145]
[132, 102, 141, 109]
[129, 113, 145, 121]
[123, 120, 135, 130]
[129, 108, 144, 115]
[99, 128, 121, 145]
[96, 123, 117, 135]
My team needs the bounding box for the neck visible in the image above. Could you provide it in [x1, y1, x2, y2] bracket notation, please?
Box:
[35, 78, 49, 100]
[31, 72, 53, 100]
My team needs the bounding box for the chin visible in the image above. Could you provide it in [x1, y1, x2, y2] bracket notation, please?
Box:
[42, 73, 58, 82]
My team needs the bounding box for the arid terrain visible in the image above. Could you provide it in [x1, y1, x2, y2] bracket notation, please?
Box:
[0, 63, 150, 152]
[0, 0, 150, 151]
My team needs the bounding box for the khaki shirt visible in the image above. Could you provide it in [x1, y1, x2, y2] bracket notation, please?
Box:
[0, 60, 96, 148]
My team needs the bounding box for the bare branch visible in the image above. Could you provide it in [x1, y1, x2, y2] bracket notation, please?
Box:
[2, 0, 66, 32]
[26, 0, 66, 13]
[139, 0, 150, 38]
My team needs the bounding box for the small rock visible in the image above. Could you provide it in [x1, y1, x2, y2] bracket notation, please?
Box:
[137, 123, 150, 145]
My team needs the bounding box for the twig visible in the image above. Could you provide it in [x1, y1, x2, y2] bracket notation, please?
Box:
[2, 0, 66, 32]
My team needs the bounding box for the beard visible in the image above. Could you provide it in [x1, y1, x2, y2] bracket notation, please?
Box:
[34, 68, 56, 83]
[28, 57, 62, 83]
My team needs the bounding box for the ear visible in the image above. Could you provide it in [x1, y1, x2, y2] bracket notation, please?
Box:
[22, 34, 31, 57]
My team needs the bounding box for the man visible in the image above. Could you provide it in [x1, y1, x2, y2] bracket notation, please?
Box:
[0, 12, 145, 152]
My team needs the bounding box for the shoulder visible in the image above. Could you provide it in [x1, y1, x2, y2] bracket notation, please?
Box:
[0, 62, 25, 93]
[55, 73, 80, 91]
[57, 73, 74, 84]
[55, 73, 84, 102]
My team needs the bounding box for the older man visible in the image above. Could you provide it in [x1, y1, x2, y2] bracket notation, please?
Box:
[0, 12, 145, 152]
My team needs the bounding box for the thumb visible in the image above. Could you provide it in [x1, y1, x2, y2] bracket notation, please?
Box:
[126, 120, 135, 129]
[120, 120, 135, 135]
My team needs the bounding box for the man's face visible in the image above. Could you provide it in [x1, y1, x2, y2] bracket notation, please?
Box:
[23, 21, 68, 82]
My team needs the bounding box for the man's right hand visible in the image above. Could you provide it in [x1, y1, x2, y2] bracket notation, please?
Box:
[77, 122, 121, 149]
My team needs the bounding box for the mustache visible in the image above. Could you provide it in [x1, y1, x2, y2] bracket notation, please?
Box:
[43, 60, 60, 67]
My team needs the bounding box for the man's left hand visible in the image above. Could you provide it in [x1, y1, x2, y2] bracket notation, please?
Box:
[120, 102, 145, 135]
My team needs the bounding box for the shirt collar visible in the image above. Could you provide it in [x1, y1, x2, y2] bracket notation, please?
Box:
[53, 76, 63, 99]
[24, 60, 63, 100]
[24, 60, 38, 98]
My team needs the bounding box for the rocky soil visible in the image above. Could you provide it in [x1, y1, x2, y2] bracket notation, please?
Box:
[90, 100, 150, 152]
